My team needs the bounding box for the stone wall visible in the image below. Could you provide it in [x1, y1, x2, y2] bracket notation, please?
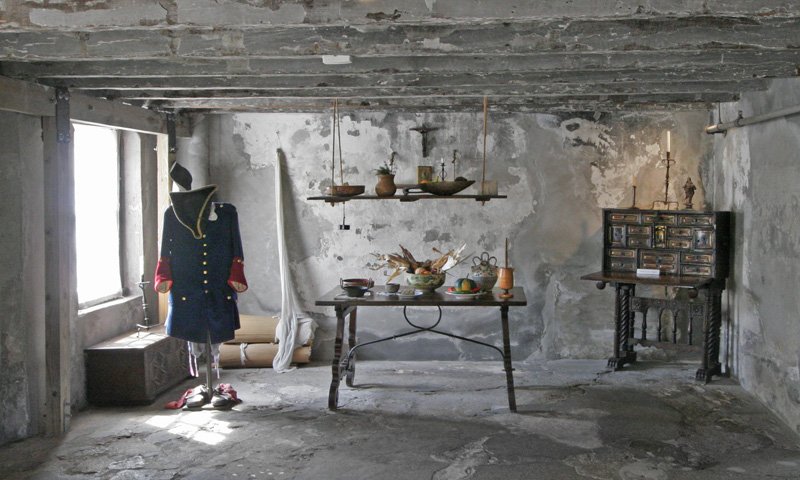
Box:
[0, 111, 45, 444]
[712, 78, 800, 433]
[198, 110, 712, 362]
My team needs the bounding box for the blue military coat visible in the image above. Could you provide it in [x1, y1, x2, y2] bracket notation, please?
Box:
[157, 185, 246, 343]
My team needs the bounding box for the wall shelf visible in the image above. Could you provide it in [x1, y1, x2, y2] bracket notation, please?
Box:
[307, 193, 506, 204]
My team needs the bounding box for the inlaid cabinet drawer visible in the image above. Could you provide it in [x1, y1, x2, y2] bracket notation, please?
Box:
[627, 225, 651, 235]
[627, 236, 651, 248]
[680, 214, 714, 226]
[667, 239, 691, 249]
[643, 213, 677, 224]
[608, 213, 639, 223]
[640, 251, 678, 273]
[682, 265, 712, 276]
[682, 252, 713, 264]
[641, 251, 677, 264]
[608, 260, 636, 272]
[609, 248, 636, 259]
[668, 227, 692, 237]
[608, 213, 640, 223]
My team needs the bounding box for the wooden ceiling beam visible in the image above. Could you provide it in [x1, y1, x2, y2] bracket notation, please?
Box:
[0, 16, 798, 60]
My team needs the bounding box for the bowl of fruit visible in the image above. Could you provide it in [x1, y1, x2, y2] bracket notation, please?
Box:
[404, 268, 446, 293]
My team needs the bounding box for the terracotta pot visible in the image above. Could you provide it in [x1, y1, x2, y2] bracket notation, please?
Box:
[375, 174, 397, 197]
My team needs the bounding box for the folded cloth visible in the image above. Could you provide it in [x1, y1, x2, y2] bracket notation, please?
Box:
[164, 387, 194, 410]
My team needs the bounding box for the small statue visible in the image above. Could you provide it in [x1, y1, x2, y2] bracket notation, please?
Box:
[683, 177, 696, 210]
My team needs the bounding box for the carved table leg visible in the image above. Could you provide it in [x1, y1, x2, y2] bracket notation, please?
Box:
[345, 307, 358, 387]
[608, 283, 637, 370]
[328, 305, 350, 410]
[696, 287, 723, 383]
[500, 305, 517, 412]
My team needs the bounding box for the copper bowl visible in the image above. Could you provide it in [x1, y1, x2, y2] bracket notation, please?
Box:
[419, 180, 475, 196]
[328, 185, 365, 197]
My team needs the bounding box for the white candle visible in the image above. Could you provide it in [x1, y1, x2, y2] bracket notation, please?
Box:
[667, 131, 671, 153]
[631, 175, 637, 187]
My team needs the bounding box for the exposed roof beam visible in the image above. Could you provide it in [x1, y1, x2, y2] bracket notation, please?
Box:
[1, 16, 798, 60]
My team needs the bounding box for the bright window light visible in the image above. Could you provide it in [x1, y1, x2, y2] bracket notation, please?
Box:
[73, 123, 122, 307]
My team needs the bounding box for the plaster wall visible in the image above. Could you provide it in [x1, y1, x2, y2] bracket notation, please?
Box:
[712, 78, 800, 434]
[201, 110, 712, 362]
[0, 111, 45, 445]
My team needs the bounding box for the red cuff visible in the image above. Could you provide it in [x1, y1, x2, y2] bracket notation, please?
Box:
[228, 257, 248, 293]
[154, 256, 173, 293]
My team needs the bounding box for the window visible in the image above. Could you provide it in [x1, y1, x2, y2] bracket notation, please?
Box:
[73, 123, 122, 308]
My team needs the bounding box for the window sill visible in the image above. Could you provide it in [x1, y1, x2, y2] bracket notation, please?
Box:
[78, 295, 138, 317]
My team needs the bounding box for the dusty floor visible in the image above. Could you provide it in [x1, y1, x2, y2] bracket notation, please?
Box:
[2, 359, 800, 480]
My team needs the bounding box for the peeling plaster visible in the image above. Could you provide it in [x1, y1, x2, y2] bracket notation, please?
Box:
[208, 110, 711, 363]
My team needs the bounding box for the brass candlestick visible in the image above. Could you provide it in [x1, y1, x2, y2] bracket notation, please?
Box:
[663, 151, 674, 204]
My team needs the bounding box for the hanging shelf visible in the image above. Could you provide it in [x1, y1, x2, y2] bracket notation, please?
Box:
[309, 97, 506, 205]
[307, 191, 507, 205]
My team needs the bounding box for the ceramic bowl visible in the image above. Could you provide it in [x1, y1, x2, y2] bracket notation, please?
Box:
[341, 278, 374, 289]
[341, 285, 370, 297]
[404, 272, 446, 293]
[471, 271, 498, 292]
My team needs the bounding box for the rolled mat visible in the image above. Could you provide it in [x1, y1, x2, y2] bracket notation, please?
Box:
[230, 315, 279, 344]
[219, 343, 311, 368]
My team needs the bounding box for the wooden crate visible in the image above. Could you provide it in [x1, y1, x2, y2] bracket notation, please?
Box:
[85, 326, 188, 406]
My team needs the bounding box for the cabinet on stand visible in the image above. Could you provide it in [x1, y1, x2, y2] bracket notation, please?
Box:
[581, 208, 731, 382]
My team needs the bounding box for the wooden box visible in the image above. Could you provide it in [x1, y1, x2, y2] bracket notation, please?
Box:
[85, 326, 189, 406]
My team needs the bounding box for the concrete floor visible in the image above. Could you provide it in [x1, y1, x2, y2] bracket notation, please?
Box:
[2, 359, 800, 480]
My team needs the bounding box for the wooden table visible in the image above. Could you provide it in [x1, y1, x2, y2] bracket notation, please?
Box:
[315, 286, 527, 411]
[581, 271, 725, 382]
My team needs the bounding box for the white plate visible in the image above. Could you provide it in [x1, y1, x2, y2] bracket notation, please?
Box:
[396, 290, 421, 300]
[445, 291, 485, 299]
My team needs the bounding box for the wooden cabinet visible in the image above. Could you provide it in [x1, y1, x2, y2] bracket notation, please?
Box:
[602, 209, 730, 278]
[583, 208, 732, 383]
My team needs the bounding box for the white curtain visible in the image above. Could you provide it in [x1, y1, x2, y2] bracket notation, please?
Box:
[273, 150, 315, 372]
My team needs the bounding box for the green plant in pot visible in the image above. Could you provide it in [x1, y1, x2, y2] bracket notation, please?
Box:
[374, 152, 397, 197]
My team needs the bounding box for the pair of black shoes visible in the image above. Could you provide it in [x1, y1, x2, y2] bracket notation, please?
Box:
[184, 384, 237, 410]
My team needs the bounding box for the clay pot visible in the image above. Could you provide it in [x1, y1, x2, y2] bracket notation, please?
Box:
[375, 174, 397, 197]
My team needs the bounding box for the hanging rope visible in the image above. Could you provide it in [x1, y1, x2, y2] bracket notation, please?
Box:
[330, 99, 336, 188]
[481, 96, 488, 193]
[336, 99, 344, 185]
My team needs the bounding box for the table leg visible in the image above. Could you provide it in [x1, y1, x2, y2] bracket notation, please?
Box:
[500, 305, 517, 412]
[328, 305, 349, 410]
[345, 307, 358, 387]
[608, 283, 637, 370]
[696, 287, 723, 383]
